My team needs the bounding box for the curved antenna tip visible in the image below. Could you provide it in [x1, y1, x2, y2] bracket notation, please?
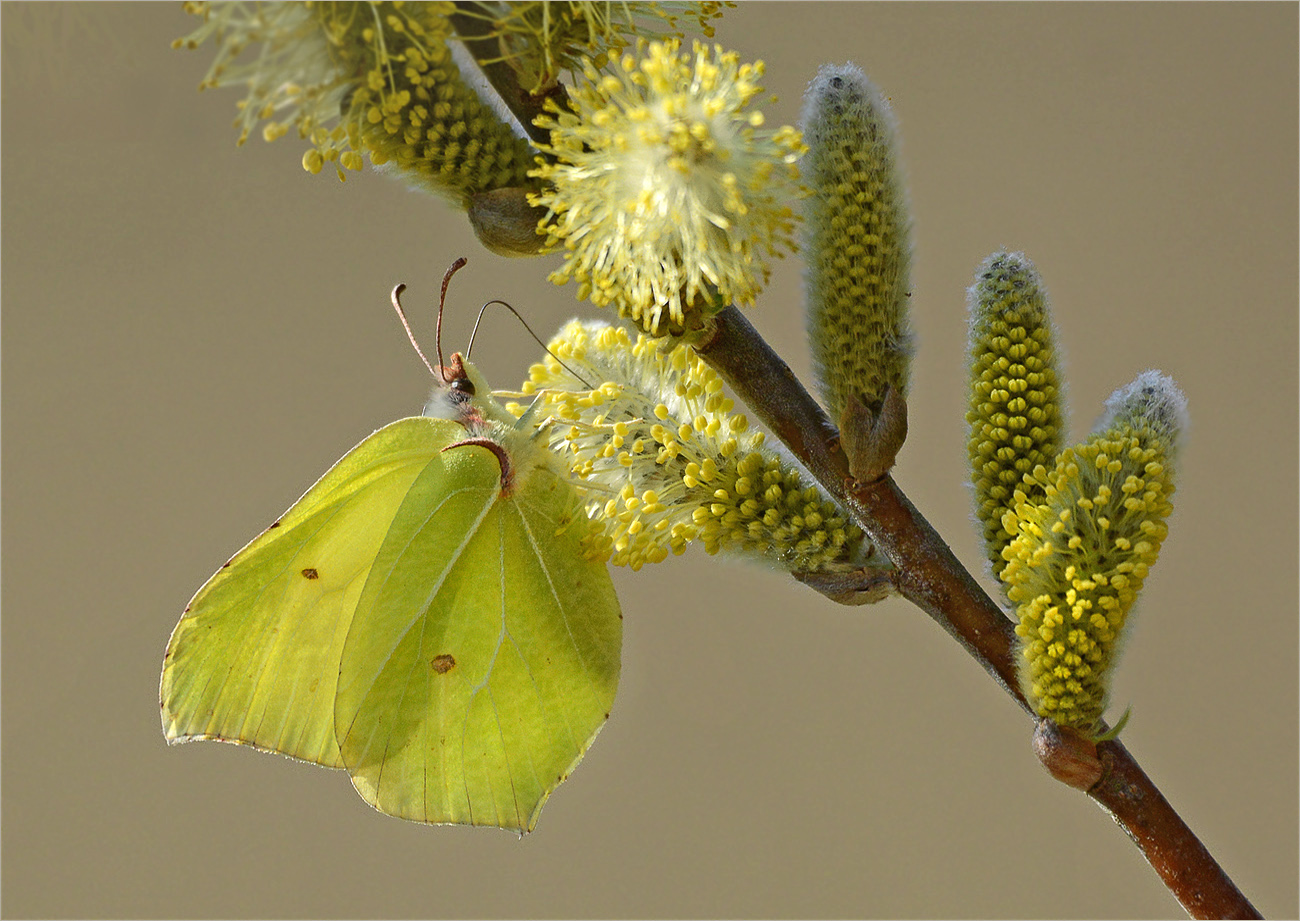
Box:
[390, 282, 438, 379]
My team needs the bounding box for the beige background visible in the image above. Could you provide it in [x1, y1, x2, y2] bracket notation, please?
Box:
[3, 3, 1296, 917]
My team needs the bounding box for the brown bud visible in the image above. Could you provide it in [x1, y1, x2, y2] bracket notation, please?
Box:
[793, 565, 894, 606]
[468, 187, 548, 257]
[1033, 719, 1103, 791]
[840, 386, 908, 483]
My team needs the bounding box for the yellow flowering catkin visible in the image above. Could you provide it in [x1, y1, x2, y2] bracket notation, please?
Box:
[510, 321, 879, 575]
[966, 252, 1064, 579]
[461, 1, 726, 94]
[800, 63, 913, 423]
[1000, 371, 1186, 734]
[314, 2, 536, 202]
[179, 2, 536, 203]
[530, 40, 805, 335]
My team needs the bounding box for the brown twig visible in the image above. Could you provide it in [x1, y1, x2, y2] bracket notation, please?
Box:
[447, 2, 568, 147]
[695, 304, 1259, 919]
[442, 23, 1259, 915]
[1093, 737, 1260, 919]
[695, 307, 1025, 700]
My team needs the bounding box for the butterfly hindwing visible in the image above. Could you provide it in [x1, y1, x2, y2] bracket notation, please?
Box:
[494, 470, 623, 823]
[335, 439, 622, 832]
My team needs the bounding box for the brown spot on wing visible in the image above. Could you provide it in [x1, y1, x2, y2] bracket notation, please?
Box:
[431, 654, 456, 674]
[301, 567, 319, 580]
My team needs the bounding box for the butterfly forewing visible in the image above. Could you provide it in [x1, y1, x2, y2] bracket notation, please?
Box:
[160, 419, 458, 766]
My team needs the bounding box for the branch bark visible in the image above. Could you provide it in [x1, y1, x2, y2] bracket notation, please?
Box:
[448, 2, 568, 147]
[443, 21, 1260, 914]
[695, 304, 1259, 920]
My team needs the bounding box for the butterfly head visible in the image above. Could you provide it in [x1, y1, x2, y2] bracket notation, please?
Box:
[422, 352, 499, 427]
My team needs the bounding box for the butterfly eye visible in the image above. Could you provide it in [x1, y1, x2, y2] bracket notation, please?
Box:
[451, 377, 476, 397]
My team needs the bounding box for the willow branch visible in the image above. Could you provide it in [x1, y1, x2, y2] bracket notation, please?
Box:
[448, 2, 567, 147]
[695, 304, 1259, 920]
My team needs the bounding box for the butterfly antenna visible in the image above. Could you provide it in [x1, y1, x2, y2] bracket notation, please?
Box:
[437, 257, 469, 380]
[467, 299, 595, 389]
[390, 283, 438, 378]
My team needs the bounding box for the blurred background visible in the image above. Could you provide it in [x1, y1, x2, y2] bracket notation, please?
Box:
[3, 3, 1296, 917]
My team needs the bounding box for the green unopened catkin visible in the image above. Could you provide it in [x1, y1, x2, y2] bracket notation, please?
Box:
[800, 63, 913, 423]
[966, 252, 1065, 579]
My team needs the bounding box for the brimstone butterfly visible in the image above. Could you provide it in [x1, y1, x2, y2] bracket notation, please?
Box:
[160, 278, 622, 833]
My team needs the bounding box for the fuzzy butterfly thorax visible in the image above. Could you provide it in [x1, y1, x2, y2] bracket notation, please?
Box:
[423, 353, 568, 503]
